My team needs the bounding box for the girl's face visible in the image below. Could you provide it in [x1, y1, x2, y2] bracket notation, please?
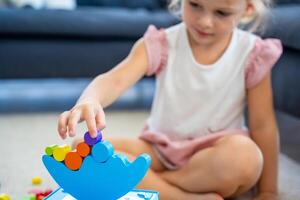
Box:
[182, 0, 253, 46]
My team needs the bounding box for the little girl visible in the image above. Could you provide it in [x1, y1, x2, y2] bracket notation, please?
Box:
[58, 0, 282, 199]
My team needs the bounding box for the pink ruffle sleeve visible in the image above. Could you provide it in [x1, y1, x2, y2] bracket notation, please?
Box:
[245, 38, 283, 89]
[143, 25, 168, 76]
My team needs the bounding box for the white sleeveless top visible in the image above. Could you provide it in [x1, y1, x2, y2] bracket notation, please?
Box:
[147, 23, 256, 140]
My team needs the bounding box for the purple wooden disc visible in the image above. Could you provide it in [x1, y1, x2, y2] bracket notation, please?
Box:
[84, 130, 103, 146]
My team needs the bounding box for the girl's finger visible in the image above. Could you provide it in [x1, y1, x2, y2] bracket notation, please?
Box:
[58, 111, 70, 139]
[84, 108, 98, 138]
[95, 109, 106, 130]
[67, 110, 82, 137]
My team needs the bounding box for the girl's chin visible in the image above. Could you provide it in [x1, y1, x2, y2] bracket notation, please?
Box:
[192, 34, 215, 46]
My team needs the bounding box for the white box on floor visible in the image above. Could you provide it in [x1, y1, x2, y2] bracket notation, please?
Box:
[45, 188, 159, 200]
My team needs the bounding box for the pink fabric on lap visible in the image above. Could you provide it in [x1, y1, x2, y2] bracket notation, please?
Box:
[139, 128, 250, 168]
[245, 38, 283, 89]
[143, 25, 168, 76]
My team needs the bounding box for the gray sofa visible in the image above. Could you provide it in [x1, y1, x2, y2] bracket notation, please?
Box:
[0, 2, 299, 163]
[261, 5, 300, 163]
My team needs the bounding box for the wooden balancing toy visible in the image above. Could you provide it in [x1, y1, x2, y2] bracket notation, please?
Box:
[43, 130, 159, 200]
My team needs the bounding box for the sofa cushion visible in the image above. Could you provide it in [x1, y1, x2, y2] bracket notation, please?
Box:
[276, 0, 300, 4]
[77, 0, 168, 10]
[0, 7, 178, 39]
[76, 0, 160, 10]
[263, 5, 300, 50]
[272, 48, 300, 118]
[0, 78, 154, 112]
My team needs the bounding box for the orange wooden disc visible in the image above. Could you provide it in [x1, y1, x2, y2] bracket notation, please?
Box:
[64, 152, 83, 171]
[76, 142, 91, 157]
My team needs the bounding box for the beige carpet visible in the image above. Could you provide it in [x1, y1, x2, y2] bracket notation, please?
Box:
[0, 111, 299, 199]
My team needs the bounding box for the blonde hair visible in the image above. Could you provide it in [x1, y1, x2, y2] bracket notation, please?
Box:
[168, 0, 273, 33]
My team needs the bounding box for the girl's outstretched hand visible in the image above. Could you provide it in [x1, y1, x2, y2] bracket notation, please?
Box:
[58, 98, 106, 139]
[253, 192, 279, 200]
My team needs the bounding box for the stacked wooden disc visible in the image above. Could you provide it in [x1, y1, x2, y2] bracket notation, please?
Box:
[45, 130, 103, 171]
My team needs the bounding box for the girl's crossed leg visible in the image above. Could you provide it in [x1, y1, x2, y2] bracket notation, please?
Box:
[107, 137, 223, 200]
[159, 134, 264, 198]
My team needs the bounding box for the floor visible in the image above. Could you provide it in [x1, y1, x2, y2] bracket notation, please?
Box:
[275, 111, 300, 163]
[0, 111, 299, 200]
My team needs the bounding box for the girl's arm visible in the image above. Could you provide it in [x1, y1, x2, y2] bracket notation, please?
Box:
[79, 39, 148, 108]
[247, 73, 280, 198]
[58, 39, 149, 139]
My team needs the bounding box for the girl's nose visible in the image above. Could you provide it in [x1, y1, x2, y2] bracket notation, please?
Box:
[197, 13, 213, 29]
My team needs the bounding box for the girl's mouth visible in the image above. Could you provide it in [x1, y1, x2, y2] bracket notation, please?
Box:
[195, 29, 214, 37]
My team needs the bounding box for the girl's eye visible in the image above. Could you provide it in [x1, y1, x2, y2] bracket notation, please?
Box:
[216, 10, 231, 17]
[189, 1, 199, 7]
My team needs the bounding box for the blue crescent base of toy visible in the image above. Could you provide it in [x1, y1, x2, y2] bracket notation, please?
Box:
[43, 140, 153, 200]
[45, 188, 159, 200]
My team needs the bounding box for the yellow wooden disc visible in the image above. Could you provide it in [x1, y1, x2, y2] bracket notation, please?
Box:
[0, 193, 10, 200]
[31, 176, 42, 185]
[53, 145, 71, 162]
[62, 145, 72, 152]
